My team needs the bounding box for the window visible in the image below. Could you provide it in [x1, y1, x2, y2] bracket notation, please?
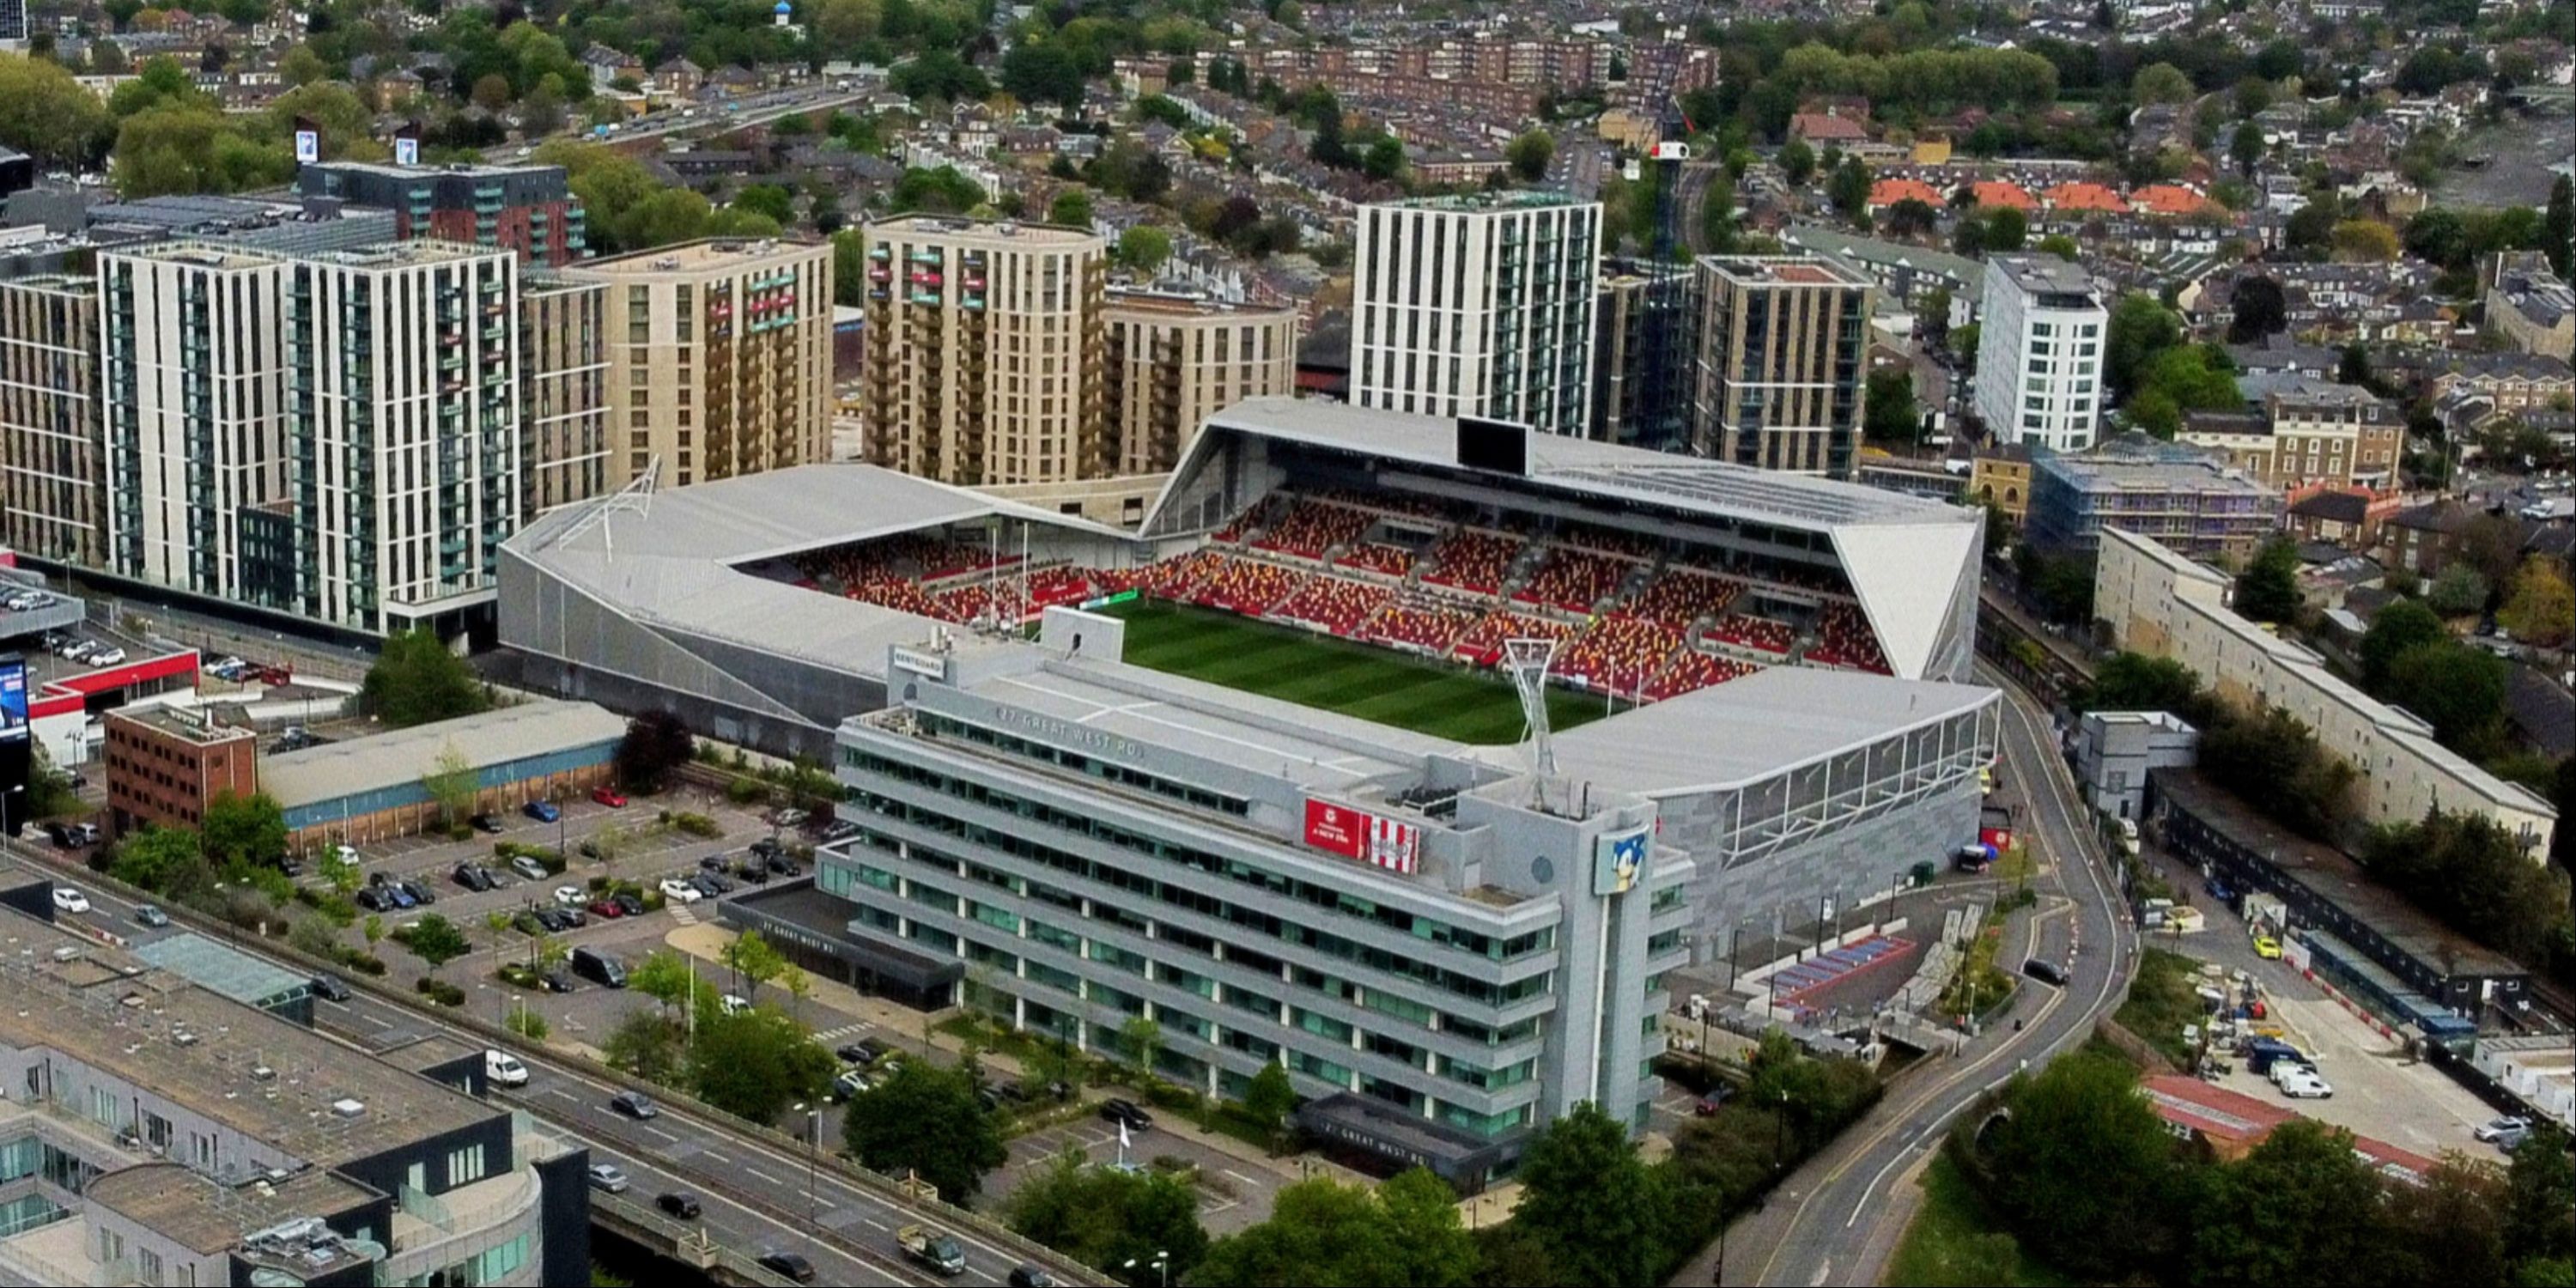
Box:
[446, 1143, 488, 1188]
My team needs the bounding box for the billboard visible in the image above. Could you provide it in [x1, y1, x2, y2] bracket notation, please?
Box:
[1303, 799, 1418, 875]
[394, 137, 420, 167]
[1593, 827, 1648, 896]
[295, 129, 319, 164]
[0, 654, 24, 742]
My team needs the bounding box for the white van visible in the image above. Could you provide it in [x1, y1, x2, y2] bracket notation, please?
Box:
[485, 1049, 530, 1088]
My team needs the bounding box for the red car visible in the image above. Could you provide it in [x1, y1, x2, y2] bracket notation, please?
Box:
[592, 786, 629, 808]
[587, 898, 626, 920]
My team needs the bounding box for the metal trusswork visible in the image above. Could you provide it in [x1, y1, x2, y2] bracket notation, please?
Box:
[1504, 637, 1561, 787]
[1634, 119, 1693, 453]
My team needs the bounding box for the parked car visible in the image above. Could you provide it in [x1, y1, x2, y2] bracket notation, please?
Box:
[837, 1042, 875, 1066]
[1009, 1267, 1062, 1288]
[540, 966, 577, 993]
[588, 897, 626, 920]
[2277, 1069, 2334, 1099]
[2474, 1116, 2532, 1142]
[586, 1163, 630, 1194]
[699, 854, 729, 872]
[396, 879, 434, 906]
[133, 905, 169, 928]
[51, 887, 91, 915]
[609, 1090, 658, 1119]
[769, 808, 810, 829]
[720, 993, 751, 1017]
[610, 891, 646, 917]
[1098, 1098, 1152, 1132]
[749, 836, 783, 860]
[355, 887, 388, 913]
[2252, 936, 2283, 960]
[508, 854, 550, 882]
[484, 1049, 530, 1088]
[829, 1070, 870, 1103]
[89, 647, 125, 665]
[656, 1192, 702, 1220]
[592, 786, 629, 808]
[690, 872, 732, 896]
[470, 813, 504, 834]
[554, 885, 586, 908]
[658, 878, 703, 904]
[573, 947, 626, 987]
[734, 856, 770, 883]
[453, 863, 497, 892]
[768, 854, 801, 878]
[310, 974, 352, 1002]
[522, 800, 560, 823]
[43, 823, 74, 848]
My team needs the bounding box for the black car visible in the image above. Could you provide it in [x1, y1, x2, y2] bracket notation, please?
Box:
[1099, 1098, 1152, 1132]
[2022, 958, 2068, 987]
[757, 1252, 817, 1284]
[656, 1191, 702, 1220]
[735, 858, 771, 884]
[768, 854, 801, 878]
[749, 836, 783, 860]
[537, 908, 573, 933]
[453, 863, 495, 892]
[993, 1078, 1027, 1103]
[470, 813, 504, 835]
[43, 823, 73, 848]
[610, 1091, 659, 1119]
[397, 879, 435, 906]
[355, 888, 389, 913]
[690, 872, 732, 896]
[836, 1042, 874, 1066]
[556, 905, 588, 929]
[540, 967, 577, 994]
[1009, 1266, 1062, 1288]
[309, 974, 352, 1003]
[578, 839, 603, 860]
[610, 891, 646, 917]
[698, 854, 728, 872]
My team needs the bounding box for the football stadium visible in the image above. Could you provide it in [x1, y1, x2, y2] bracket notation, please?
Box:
[499, 400, 1998, 1172]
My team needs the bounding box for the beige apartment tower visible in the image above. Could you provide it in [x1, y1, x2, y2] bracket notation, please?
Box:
[519, 271, 611, 514]
[862, 216, 1108, 486]
[573, 237, 832, 490]
[1691, 255, 1874, 478]
[0, 275, 106, 568]
[1103, 290, 1299, 475]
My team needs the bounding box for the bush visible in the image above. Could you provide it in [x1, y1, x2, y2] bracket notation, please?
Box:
[293, 887, 358, 926]
[497, 962, 541, 989]
[334, 946, 388, 976]
[494, 841, 568, 874]
[506, 1007, 550, 1041]
[726, 776, 769, 805]
[664, 811, 722, 839]
[416, 977, 466, 1007]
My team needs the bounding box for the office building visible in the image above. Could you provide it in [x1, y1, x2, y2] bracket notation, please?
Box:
[0, 862, 589, 1286]
[100, 243, 294, 607]
[574, 238, 833, 491]
[1973, 255, 2107, 453]
[102, 707, 258, 835]
[2483, 251, 2573, 362]
[0, 275, 106, 568]
[2026, 434, 2281, 562]
[0, 0, 25, 47]
[1590, 260, 1695, 448]
[1352, 193, 1601, 436]
[861, 216, 1109, 486]
[519, 272, 611, 515]
[1689, 255, 1874, 477]
[297, 161, 587, 267]
[1103, 289, 1299, 476]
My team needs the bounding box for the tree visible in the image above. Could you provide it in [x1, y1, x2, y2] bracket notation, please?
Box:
[199, 790, 288, 872]
[2387, 641, 2506, 751]
[1005, 1150, 1212, 1288]
[1883, 197, 1939, 237]
[2506, 1123, 2576, 1271]
[2037, 233, 2079, 261]
[2233, 537, 2304, 623]
[629, 949, 700, 1016]
[361, 630, 489, 727]
[2360, 598, 2447, 691]
[471, 72, 513, 112]
[403, 914, 472, 969]
[1984, 1051, 2182, 1279]
[2231, 120, 2266, 176]
[1192, 1170, 1475, 1287]
[1983, 205, 2028, 253]
[732, 183, 794, 225]
[110, 104, 287, 198]
[2545, 174, 2574, 280]
[0, 52, 114, 167]
[1001, 42, 1085, 110]
[1510, 1102, 1665, 1287]
[841, 1060, 1007, 1203]
[1363, 135, 1405, 181]
[2459, 513, 2528, 595]
[2329, 218, 2400, 262]
[719, 929, 787, 1002]
[1118, 1015, 1162, 1081]
[890, 50, 990, 104]
[2425, 562, 2492, 617]
[687, 1006, 835, 1125]
[602, 1010, 685, 1084]
[1242, 1061, 1297, 1131]
[2133, 62, 2197, 106]
[1116, 225, 1172, 273]
[2498, 556, 2574, 647]
[2286, 195, 2342, 257]
[2077, 653, 2202, 715]
[280, 46, 328, 88]
[1047, 188, 1094, 228]
[2105, 292, 2183, 403]
[2193, 1120, 2396, 1286]
[1506, 129, 1554, 183]
[1780, 137, 1816, 185]
[420, 742, 477, 831]
[812, 0, 885, 54]
[2199, 704, 2355, 842]
[1827, 156, 1873, 227]
[110, 827, 210, 902]
[1864, 369, 1919, 442]
[2228, 275, 2288, 343]
[612, 710, 695, 794]
[2338, 343, 2372, 387]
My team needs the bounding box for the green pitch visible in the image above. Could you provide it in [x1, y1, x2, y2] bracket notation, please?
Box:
[1100, 599, 1606, 745]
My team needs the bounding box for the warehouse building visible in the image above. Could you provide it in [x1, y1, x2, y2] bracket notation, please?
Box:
[262, 700, 626, 848]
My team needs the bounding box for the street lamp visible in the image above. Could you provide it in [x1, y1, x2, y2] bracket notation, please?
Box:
[792, 1102, 820, 1254]
[1123, 1251, 1170, 1288]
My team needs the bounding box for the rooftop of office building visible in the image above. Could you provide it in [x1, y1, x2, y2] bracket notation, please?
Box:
[574, 235, 826, 273]
[298, 159, 565, 180]
[1989, 253, 2105, 306]
[1371, 191, 1598, 214]
[2034, 434, 2275, 494]
[859, 214, 1103, 246]
[1103, 287, 1297, 319]
[1696, 254, 1873, 289]
[106, 706, 255, 747]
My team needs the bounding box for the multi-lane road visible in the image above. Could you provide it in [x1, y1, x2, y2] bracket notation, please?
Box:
[37, 861, 1088, 1287]
[1695, 665, 2136, 1286]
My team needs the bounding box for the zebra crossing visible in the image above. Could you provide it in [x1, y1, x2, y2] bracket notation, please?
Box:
[811, 1020, 877, 1047]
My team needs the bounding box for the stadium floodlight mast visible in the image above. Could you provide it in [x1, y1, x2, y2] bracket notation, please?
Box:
[543, 454, 659, 562]
[1503, 637, 1560, 805]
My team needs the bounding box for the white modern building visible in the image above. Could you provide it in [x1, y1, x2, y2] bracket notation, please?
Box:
[1972, 255, 2107, 453]
[1352, 193, 1602, 436]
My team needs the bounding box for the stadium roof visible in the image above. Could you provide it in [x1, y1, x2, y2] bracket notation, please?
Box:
[1160, 399, 1982, 680]
[1540, 666, 1996, 794]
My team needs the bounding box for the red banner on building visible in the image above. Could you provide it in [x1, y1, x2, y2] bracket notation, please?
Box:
[1303, 799, 1419, 875]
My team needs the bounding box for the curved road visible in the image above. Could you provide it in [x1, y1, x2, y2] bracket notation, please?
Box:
[1695, 666, 2136, 1286]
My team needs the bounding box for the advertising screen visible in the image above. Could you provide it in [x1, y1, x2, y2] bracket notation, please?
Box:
[1303, 799, 1419, 875]
[1593, 827, 1649, 896]
[0, 655, 24, 742]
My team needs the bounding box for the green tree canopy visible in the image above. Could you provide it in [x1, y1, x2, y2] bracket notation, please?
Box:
[1005, 1151, 1212, 1287]
[2425, 562, 2491, 617]
[2498, 556, 2574, 647]
[1191, 1169, 1475, 1287]
[2386, 640, 2506, 750]
[687, 1005, 835, 1126]
[201, 791, 288, 872]
[841, 1060, 1008, 1202]
[1984, 1050, 2183, 1279]
[109, 827, 210, 902]
[2359, 597, 2447, 691]
[1506, 129, 1554, 182]
[361, 630, 489, 727]
[1864, 368, 1920, 442]
[2105, 292, 2182, 403]
[2198, 704, 2354, 842]
[2233, 537, 2303, 623]
[2077, 652, 2203, 715]
[0, 53, 113, 167]
[1116, 224, 1172, 273]
[612, 710, 696, 794]
[1508, 1101, 1666, 1287]
[1048, 187, 1095, 228]
[2192, 1120, 2396, 1286]
[403, 914, 472, 968]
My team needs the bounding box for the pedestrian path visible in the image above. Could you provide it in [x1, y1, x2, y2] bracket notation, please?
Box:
[667, 902, 700, 927]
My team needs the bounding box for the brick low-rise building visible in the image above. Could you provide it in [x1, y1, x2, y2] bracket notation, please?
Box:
[103, 708, 257, 835]
[297, 160, 587, 267]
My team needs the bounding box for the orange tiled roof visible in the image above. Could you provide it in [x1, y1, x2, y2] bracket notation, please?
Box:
[1970, 180, 2035, 210]
[1868, 177, 1945, 209]
[2043, 181, 2126, 212]
[2130, 183, 2216, 217]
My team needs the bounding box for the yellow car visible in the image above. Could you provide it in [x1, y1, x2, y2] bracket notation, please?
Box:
[2252, 936, 2282, 960]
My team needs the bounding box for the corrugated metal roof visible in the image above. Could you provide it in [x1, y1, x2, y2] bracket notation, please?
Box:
[261, 699, 627, 809]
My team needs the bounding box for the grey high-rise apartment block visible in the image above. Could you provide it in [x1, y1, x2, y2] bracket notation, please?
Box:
[1689, 255, 1874, 478]
[1352, 193, 1601, 436]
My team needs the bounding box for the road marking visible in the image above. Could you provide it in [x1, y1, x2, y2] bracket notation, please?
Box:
[863, 1218, 890, 1232]
[702, 1151, 731, 1166]
[1811, 1258, 1833, 1285]
[1222, 1169, 1261, 1188]
[641, 1125, 679, 1144]
[747, 1167, 787, 1187]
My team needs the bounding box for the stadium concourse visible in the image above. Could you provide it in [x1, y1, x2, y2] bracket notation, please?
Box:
[499, 398, 1985, 760]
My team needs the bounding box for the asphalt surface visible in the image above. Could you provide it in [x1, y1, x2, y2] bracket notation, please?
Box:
[36, 857, 1088, 1288]
[1692, 665, 2136, 1286]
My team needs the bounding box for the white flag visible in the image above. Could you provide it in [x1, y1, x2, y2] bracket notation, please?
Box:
[1118, 1121, 1132, 1151]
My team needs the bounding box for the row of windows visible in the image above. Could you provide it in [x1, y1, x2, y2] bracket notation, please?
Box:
[908, 712, 1251, 817]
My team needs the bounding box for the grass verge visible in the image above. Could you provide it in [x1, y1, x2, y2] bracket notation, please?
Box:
[1885, 1153, 2071, 1287]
